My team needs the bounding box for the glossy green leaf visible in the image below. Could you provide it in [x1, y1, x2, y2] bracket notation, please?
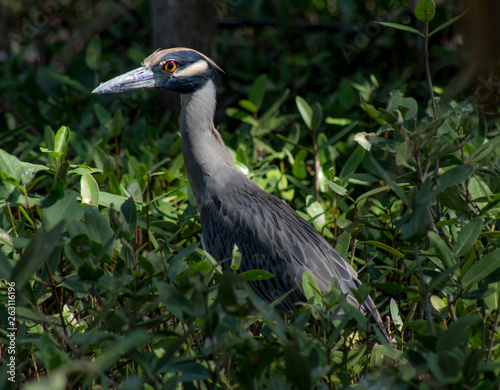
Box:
[462, 249, 500, 287]
[415, 0, 436, 23]
[296, 96, 313, 130]
[81, 173, 99, 206]
[326, 180, 347, 196]
[454, 217, 483, 257]
[430, 295, 446, 312]
[54, 126, 70, 155]
[390, 298, 403, 331]
[428, 232, 456, 270]
[120, 197, 137, 238]
[339, 145, 365, 184]
[292, 149, 308, 179]
[305, 195, 325, 230]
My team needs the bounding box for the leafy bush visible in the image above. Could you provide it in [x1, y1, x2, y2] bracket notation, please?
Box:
[1, 0, 499, 389]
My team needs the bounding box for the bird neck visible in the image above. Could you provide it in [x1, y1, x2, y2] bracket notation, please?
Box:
[180, 79, 234, 207]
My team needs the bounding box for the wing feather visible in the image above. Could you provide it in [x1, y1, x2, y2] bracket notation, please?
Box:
[200, 177, 382, 322]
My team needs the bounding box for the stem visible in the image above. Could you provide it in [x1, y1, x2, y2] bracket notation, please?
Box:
[424, 22, 437, 122]
[5, 203, 18, 237]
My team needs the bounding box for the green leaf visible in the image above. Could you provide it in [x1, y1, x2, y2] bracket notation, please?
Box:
[302, 271, 322, 306]
[81, 173, 100, 206]
[305, 195, 325, 230]
[453, 217, 483, 257]
[292, 149, 308, 179]
[428, 232, 456, 270]
[396, 140, 414, 166]
[239, 269, 275, 281]
[296, 96, 313, 130]
[469, 135, 500, 164]
[85, 35, 102, 70]
[120, 197, 137, 238]
[429, 9, 468, 37]
[326, 180, 347, 196]
[310, 102, 323, 132]
[415, 0, 436, 23]
[370, 157, 410, 205]
[462, 249, 500, 287]
[238, 99, 258, 113]
[78, 259, 104, 281]
[357, 241, 405, 258]
[230, 244, 241, 271]
[420, 165, 474, 204]
[39, 147, 62, 159]
[54, 126, 70, 155]
[339, 145, 365, 184]
[40, 67, 91, 94]
[430, 295, 447, 312]
[11, 221, 64, 288]
[225, 107, 259, 127]
[355, 185, 393, 203]
[94, 103, 112, 129]
[249, 74, 267, 111]
[335, 231, 351, 256]
[42, 190, 85, 232]
[0, 149, 49, 186]
[325, 117, 352, 126]
[94, 330, 151, 371]
[390, 298, 403, 331]
[376, 21, 424, 37]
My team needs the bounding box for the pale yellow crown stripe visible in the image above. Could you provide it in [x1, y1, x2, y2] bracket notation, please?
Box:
[172, 59, 209, 78]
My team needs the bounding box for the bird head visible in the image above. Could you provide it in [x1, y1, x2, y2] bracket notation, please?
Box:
[92, 47, 223, 95]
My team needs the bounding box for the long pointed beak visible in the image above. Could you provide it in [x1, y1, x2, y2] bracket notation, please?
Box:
[92, 66, 157, 94]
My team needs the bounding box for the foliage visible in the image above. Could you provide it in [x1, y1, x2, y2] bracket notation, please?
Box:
[1, 0, 499, 389]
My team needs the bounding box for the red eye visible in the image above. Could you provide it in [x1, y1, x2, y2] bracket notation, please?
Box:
[163, 60, 178, 73]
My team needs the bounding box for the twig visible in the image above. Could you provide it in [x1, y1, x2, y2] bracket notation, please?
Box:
[423, 22, 437, 121]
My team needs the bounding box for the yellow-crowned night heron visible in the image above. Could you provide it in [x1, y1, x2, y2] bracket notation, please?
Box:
[93, 48, 389, 341]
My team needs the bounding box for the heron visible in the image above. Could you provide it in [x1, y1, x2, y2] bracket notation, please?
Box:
[93, 47, 389, 342]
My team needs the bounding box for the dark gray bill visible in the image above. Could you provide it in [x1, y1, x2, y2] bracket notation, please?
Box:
[92, 66, 157, 94]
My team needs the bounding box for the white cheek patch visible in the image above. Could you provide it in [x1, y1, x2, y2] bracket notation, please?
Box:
[173, 60, 209, 78]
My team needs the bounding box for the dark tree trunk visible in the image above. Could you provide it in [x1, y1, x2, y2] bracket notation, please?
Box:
[151, 0, 217, 118]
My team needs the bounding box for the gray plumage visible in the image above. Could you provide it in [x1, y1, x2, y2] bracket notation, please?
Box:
[93, 48, 388, 340]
